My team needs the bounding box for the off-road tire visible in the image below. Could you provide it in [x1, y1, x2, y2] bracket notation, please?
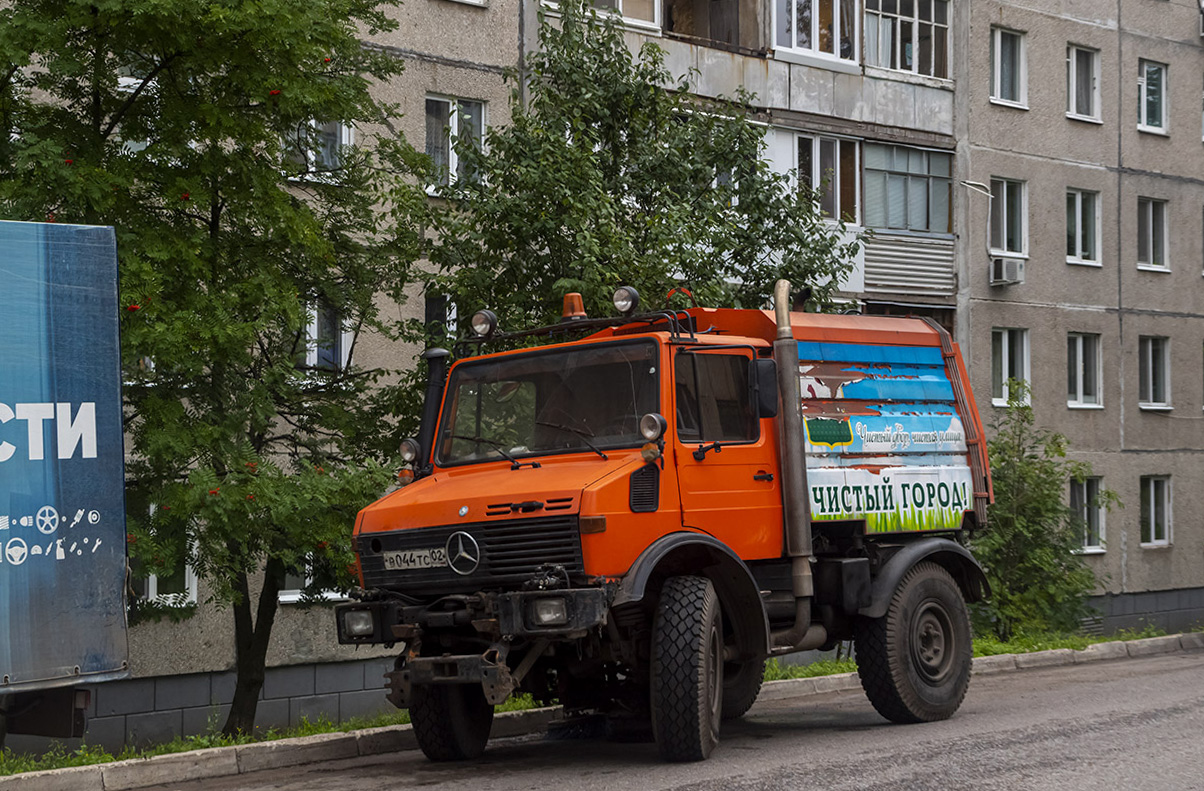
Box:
[721, 657, 765, 720]
[409, 683, 494, 761]
[854, 561, 972, 724]
[651, 576, 723, 762]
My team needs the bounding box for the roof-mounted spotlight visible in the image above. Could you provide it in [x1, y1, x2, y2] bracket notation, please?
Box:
[470, 309, 498, 339]
[612, 286, 641, 316]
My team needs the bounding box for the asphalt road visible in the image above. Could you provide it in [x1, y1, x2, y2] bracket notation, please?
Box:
[140, 651, 1204, 791]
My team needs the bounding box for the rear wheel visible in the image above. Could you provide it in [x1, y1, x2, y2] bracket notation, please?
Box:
[854, 561, 972, 723]
[409, 683, 494, 761]
[721, 657, 765, 720]
[651, 576, 723, 762]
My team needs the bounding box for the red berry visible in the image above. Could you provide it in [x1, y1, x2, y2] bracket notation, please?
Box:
[127, 304, 141, 311]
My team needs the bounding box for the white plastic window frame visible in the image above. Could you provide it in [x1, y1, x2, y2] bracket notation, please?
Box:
[1070, 476, 1105, 553]
[1066, 188, 1101, 265]
[1136, 196, 1169, 271]
[302, 304, 355, 371]
[795, 132, 860, 224]
[1139, 475, 1171, 547]
[991, 327, 1030, 407]
[772, 0, 859, 65]
[1138, 59, 1169, 134]
[861, 143, 954, 235]
[990, 26, 1028, 108]
[540, 0, 659, 31]
[136, 505, 199, 606]
[864, 0, 950, 80]
[1067, 332, 1103, 408]
[1138, 335, 1171, 409]
[425, 95, 487, 192]
[989, 177, 1027, 257]
[278, 555, 346, 604]
[1066, 45, 1101, 122]
[289, 121, 353, 178]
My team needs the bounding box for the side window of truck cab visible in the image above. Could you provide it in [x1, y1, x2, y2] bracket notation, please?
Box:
[675, 352, 758, 443]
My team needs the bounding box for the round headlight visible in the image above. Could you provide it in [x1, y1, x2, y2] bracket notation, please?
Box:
[470, 309, 498, 338]
[399, 438, 421, 463]
[639, 413, 668, 441]
[612, 286, 640, 315]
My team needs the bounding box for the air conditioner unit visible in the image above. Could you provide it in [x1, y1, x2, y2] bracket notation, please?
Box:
[989, 257, 1024, 286]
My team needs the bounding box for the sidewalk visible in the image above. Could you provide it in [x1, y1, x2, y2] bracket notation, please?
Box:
[4, 632, 1202, 791]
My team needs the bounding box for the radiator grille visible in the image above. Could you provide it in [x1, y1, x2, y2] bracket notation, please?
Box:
[359, 515, 583, 596]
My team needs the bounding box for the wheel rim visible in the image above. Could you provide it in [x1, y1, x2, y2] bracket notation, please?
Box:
[706, 621, 722, 735]
[911, 599, 955, 684]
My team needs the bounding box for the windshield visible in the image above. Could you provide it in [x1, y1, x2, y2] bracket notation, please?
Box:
[435, 340, 660, 466]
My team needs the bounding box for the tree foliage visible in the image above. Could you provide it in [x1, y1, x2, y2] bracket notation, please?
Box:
[971, 382, 1116, 641]
[428, 0, 860, 331]
[0, 0, 429, 734]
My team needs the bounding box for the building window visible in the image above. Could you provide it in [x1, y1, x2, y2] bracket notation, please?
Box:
[774, 0, 858, 61]
[279, 556, 344, 603]
[991, 327, 1029, 405]
[298, 304, 354, 372]
[862, 144, 952, 233]
[990, 27, 1026, 107]
[990, 178, 1026, 255]
[591, 0, 658, 26]
[425, 97, 485, 187]
[1138, 59, 1168, 133]
[865, 0, 949, 79]
[288, 121, 352, 173]
[1139, 475, 1171, 546]
[1066, 46, 1100, 120]
[1137, 197, 1168, 270]
[1070, 476, 1104, 551]
[1067, 332, 1102, 407]
[797, 134, 858, 222]
[1066, 189, 1100, 264]
[1138, 335, 1170, 408]
[131, 559, 199, 605]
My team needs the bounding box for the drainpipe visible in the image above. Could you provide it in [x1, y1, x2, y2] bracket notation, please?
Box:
[415, 348, 451, 478]
[768, 280, 825, 653]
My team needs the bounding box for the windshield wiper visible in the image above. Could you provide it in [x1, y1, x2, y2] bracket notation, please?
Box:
[535, 421, 608, 461]
[449, 434, 540, 470]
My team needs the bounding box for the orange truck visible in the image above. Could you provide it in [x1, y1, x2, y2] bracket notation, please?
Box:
[335, 280, 993, 763]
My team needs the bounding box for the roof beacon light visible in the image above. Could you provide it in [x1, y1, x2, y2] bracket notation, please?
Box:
[470, 309, 498, 338]
[561, 292, 587, 322]
[612, 286, 640, 315]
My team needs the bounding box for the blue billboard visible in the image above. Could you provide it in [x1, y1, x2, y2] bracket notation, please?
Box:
[0, 220, 129, 693]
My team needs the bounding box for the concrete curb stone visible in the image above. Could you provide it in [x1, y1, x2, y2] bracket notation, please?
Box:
[4, 633, 1200, 791]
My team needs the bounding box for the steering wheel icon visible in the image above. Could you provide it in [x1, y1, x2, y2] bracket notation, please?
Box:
[36, 506, 59, 535]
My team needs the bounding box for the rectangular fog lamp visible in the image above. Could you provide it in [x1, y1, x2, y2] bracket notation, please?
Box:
[529, 597, 569, 627]
[343, 609, 375, 637]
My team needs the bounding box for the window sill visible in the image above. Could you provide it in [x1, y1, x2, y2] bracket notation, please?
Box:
[1139, 542, 1171, 550]
[990, 250, 1029, 260]
[279, 591, 348, 604]
[1067, 402, 1104, 410]
[1066, 258, 1102, 267]
[1074, 547, 1106, 555]
[1137, 125, 1169, 136]
[442, 0, 488, 6]
[1136, 264, 1171, 273]
[1139, 403, 1173, 412]
[992, 397, 1030, 408]
[863, 65, 953, 90]
[771, 48, 860, 75]
[989, 97, 1028, 111]
[1066, 113, 1102, 125]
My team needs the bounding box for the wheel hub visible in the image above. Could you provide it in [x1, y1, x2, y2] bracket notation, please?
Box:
[912, 601, 954, 682]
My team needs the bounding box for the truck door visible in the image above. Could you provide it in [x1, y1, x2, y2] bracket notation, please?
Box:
[673, 347, 783, 560]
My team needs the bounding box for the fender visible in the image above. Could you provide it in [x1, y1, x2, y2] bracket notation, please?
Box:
[613, 532, 770, 658]
[862, 537, 991, 620]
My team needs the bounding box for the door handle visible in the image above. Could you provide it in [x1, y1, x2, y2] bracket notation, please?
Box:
[753, 472, 774, 482]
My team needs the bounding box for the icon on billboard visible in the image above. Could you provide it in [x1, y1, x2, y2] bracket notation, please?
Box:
[69, 509, 84, 529]
[88, 510, 101, 524]
[55, 539, 65, 560]
[5, 538, 28, 566]
[92, 539, 102, 553]
[0, 516, 8, 530]
[35, 506, 59, 534]
[31, 545, 42, 556]
[18, 516, 33, 528]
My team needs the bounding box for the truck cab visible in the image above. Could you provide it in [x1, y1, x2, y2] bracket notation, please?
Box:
[335, 282, 992, 762]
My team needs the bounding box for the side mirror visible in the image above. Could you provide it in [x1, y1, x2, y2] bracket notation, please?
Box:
[752, 358, 779, 418]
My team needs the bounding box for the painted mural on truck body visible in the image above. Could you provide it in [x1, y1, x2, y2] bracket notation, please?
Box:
[0, 220, 129, 694]
[798, 342, 973, 534]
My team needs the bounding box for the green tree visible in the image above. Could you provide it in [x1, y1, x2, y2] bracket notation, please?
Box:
[0, 0, 429, 735]
[971, 381, 1116, 641]
[428, 0, 860, 330]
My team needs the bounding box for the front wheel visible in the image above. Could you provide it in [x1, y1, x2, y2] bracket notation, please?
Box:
[854, 561, 972, 724]
[409, 683, 494, 761]
[651, 576, 724, 762]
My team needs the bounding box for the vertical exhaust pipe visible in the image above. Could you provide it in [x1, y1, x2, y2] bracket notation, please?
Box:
[415, 348, 451, 478]
[769, 281, 824, 652]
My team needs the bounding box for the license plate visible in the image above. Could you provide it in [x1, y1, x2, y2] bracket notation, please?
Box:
[381, 547, 447, 571]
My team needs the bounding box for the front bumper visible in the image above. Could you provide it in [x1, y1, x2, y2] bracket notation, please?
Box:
[334, 586, 610, 645]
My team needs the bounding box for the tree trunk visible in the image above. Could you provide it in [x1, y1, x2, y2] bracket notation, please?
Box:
[222, 560, 284, 736]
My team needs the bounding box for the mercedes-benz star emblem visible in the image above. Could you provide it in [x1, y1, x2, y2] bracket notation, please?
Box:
[445, 531, 481, 576]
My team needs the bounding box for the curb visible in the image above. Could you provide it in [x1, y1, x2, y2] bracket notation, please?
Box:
[3, 634, 1200, 790]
